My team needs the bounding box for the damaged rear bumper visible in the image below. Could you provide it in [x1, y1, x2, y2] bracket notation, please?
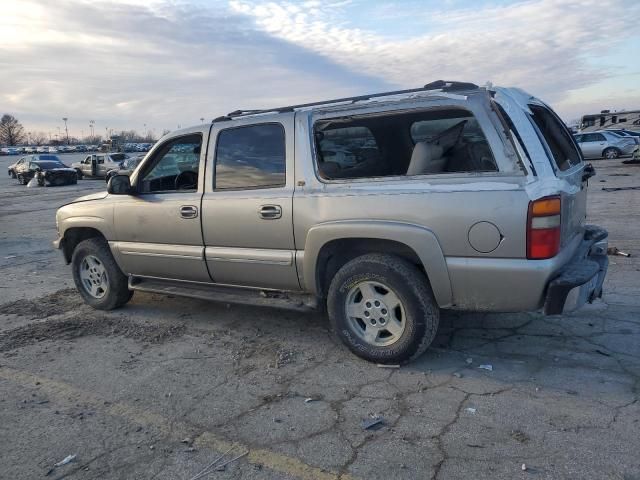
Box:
[543, 226, 608, 315]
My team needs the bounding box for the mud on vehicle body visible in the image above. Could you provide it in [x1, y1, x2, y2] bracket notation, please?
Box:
[54, 81, 608, 363]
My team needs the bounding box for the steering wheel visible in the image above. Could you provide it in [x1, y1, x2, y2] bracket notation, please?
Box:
[174, 171, 198, 190]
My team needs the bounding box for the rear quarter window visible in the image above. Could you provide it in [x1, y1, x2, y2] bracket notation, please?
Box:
[528, 105, 582, 171]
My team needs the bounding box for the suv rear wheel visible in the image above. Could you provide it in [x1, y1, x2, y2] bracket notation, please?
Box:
[71, 237, 133, 310]
[327, 253, 439, 364]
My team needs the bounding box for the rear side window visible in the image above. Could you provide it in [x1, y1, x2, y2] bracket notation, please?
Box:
[215, 124, 285, 190]
[314, 108, 497, 180]
[529, 105, 581, 171]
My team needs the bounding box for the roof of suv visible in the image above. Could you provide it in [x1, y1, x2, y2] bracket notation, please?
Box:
[213, 80, 486, 122]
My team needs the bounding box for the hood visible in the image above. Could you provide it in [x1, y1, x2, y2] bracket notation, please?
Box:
[66, 191, 109, 205]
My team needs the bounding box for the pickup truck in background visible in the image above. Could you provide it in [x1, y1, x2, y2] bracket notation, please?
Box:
[71, 153, 131, 179]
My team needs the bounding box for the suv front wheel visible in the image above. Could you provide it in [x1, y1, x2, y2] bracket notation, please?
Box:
[71, 237, 133, 310]
[327, 253, 439, 364]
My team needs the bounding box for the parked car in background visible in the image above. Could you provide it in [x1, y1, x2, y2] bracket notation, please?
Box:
[1, 147, 21, 155]
[71, 153, 131, 179]
[8, 157, 28, 177]
[105, 155, 144, 183]
[13, 155, 77, 186]
[55, 81, 608, 364]
[604, 129, 640, 145]
[573, 131, 638, 159]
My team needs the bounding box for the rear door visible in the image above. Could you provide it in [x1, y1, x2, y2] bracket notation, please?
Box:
[527, 103, 586, 247]
[200, 115, 299, 290]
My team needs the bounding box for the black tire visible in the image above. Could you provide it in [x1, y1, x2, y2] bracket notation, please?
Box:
[17, 174, 27, 185]
[327, 253, 439, 364]
[71, 237, 133, 310]
[603, 147, 620, 159]
[75, 169, 83, 180]
[10, 170, 16, 178]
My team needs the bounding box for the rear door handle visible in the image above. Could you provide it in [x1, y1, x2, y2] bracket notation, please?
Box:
[180, 205, 198, 219]
[259, 204, 282, 219]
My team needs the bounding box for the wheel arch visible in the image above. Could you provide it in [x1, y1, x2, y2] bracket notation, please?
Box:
[302, 220, 452, 307]
[60, 226, 108, 264]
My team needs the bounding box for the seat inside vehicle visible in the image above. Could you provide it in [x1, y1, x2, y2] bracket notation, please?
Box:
[315, 108, 498, 180]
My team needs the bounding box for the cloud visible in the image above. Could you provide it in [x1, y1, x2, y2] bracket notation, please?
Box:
[1, 0, 639, 136]
[230, 0, 640, 107]
[0, 0, 388, 135]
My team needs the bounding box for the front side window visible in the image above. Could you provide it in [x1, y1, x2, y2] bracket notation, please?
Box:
[315, 108, 497, 180]
[214, 124, 285, 190]
[138, 134, 202, 193]
[529, 105, 582, 171]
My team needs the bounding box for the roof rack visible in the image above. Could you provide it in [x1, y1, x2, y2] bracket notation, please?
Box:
[213, 80, 479, 122]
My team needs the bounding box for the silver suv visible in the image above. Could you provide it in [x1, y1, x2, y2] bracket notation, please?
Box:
[54, 81, 608, 364]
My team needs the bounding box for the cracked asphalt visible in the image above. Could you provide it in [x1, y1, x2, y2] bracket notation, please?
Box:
[0, 154, 639, 479]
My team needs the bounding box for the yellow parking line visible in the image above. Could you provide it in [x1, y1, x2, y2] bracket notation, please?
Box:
[0, 366, 356, 480]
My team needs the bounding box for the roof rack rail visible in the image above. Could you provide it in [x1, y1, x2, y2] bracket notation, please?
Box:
[216, 80, 480, 121]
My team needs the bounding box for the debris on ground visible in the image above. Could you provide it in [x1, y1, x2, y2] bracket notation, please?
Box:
[522, 463, 527, 471]
[54, 454, 76, 467]
[453, 372, 463, 378]
[188, 446, 248, 480]
[47, 454, 77, 475]
[377, 363, 400, 369]
[478, 364, 493, 371]
[304, 397, 319, 404]
[607, 247, 631, 257]
[465, 407, 477, 414]
[511, 430, 530, 443]
[361, 416, 385, 430]
[595, 349, 611, 357]
[466, 358, 473, 364]
[602, 186, 640, 192]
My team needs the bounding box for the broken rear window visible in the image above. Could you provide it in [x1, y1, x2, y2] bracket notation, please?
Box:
[528, 105, 582, 172]
[314, 108, 497, 180]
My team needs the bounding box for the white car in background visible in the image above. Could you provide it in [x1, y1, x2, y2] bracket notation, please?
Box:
[573, 131, 638, 159]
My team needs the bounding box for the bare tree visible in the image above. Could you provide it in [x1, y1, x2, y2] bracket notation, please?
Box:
[0, 114, 26, 146]
[31, 131, 48, 146]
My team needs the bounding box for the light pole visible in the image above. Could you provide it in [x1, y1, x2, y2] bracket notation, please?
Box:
[200, 117, 204, 124]
[144, 123, 147, 140]
[62, 117, 69, 145]
[89, 120, 95, 140]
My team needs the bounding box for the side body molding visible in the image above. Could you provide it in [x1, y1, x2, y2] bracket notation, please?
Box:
[302, 220, 453, 307]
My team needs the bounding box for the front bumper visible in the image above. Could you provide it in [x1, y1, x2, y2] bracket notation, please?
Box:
[543, 226, 608, 315]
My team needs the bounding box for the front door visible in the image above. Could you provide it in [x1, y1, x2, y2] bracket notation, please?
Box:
[200, 116, 299, 290]
[112, 131, 209, 282]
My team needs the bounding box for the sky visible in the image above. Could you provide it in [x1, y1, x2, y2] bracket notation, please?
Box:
[1, 0, 639, 140]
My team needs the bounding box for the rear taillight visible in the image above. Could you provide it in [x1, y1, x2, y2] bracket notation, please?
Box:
[527, 196, 561, 259]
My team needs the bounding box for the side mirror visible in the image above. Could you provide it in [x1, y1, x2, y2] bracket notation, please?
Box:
[107, 174, 132, 195]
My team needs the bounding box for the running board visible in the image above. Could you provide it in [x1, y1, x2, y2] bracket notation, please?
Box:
[128, 276, 318, 312]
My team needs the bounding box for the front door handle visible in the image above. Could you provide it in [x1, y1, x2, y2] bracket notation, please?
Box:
[180, 205, 198, 219]
[259, 204, 282, 219]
